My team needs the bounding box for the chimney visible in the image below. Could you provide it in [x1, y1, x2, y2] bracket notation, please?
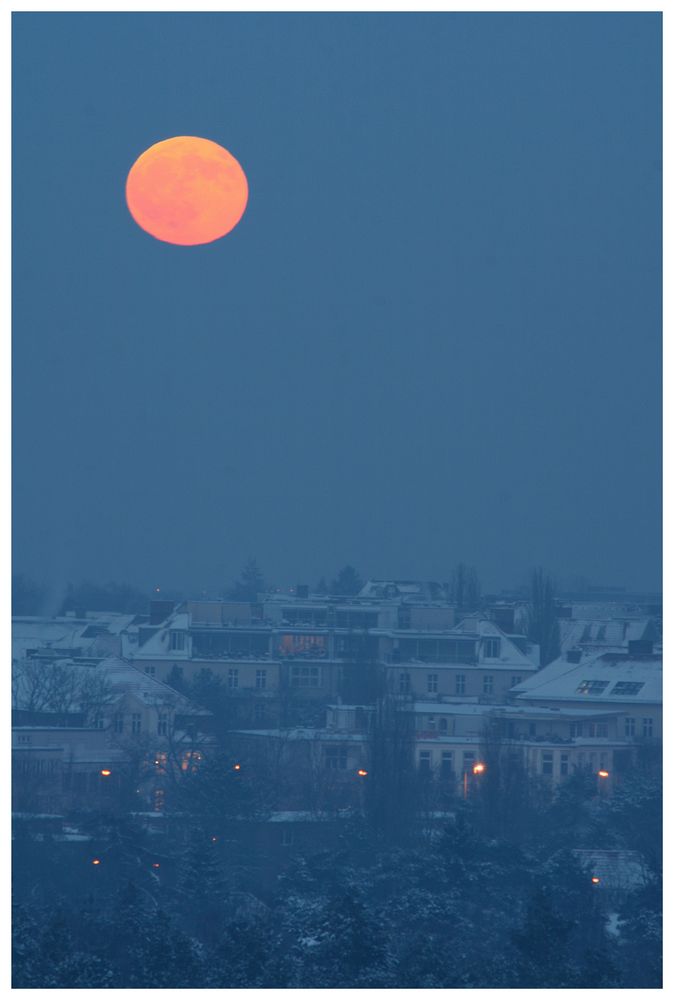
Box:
[628, 639, 653, 657]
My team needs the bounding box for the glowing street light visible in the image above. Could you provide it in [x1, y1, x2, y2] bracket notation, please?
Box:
[472, 762, 487, 775]
[100, 769, 112, 777]
[591, 876, 601, 884]
[151, 862, 161, 869]
[597, 769, 610, 779]
[357, 769, 368, 777]
[91, 858, 101, 866]
[232, 763, 242, 772]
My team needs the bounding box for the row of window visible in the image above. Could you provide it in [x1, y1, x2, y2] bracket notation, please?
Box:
[576, 679, 645, 696]
[400, 672, 522, 695]
[396, 638, 478, 664]
[227, 668, 268, 689]
[417, 749, 610, 777]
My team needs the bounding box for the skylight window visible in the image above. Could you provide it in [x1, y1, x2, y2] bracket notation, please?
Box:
[576, 680, 609, 695]
[610, 682, 644, 696]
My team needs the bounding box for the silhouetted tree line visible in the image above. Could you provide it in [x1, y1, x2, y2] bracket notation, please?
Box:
[13, 759, 661, 988]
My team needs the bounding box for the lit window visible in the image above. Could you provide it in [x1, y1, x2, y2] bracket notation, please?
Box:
[455, 674, 466, 696]
[399, 672, 410, 695]
[427, 673, 438, 694]
[324, 747, 347, 770]
[483, 638, 501, 659]
[228, 669, 239, 689]
[131, 713, 141, 735]
[576, 680, 609, 695]
[483, 675, 494, 695]
[642, 718, 654, 738]
[624, 717, 636, 737]
[255, 669, 267, 689]
[181, 750, 202, 773]
[610, 682, 644, 696]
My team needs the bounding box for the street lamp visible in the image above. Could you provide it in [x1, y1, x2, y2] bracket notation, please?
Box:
[100, 769, 112, 777]
[597, 769, 610, 779]
[472, 762, 487, 775]
[357, 769, 368, 777]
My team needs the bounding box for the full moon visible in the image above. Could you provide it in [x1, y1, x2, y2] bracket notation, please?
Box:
[125, 136, 248, 246]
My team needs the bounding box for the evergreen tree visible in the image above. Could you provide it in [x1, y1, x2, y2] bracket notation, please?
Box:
[228, 558, 265, 601]
[329, 565, 363, 596]
[174, 830, 230, 944]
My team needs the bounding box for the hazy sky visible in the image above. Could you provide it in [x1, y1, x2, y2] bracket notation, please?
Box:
[13, 13, 661, 595]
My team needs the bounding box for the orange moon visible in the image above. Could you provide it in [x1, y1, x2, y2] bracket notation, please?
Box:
[125, 136, 248, 246]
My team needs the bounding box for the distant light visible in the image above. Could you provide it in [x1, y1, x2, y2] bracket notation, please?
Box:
[91, 858, 101, 866]
[473, 762, 486, 775]
[233, 763, 241, 771]
[597, 770, 610, 779]
[155, 587, 161, 593]
[154, 760, 160, 766]
[211, 836, 218, 843]
[357, 769, 368, 777]
[591, 876, 601, 884]
[152, 862, 161, 869]
[100, 769, 112, 777]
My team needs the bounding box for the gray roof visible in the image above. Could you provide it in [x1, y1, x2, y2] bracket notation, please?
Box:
[511, 650, 662, 705]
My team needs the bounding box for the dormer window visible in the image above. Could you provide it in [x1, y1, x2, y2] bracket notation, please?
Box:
[483, 638, 501, 659]
[169, 631, 185, 651]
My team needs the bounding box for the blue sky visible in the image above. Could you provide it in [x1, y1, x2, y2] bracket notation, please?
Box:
[13, 13, 662, 594]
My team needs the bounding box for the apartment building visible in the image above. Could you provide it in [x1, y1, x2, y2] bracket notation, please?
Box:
[510, 643, 662, 742]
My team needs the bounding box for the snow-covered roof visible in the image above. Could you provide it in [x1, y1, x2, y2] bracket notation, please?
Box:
[572, 850, 651, 891]
[407, 702, 619, 719]
[559, 618, 659, 653]
[511, 650, 662, 705]
[99, 657, 210, 714]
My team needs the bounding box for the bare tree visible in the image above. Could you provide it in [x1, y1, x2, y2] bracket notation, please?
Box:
[450, 563, 482, 614]
[525, 568, 561, 667]
[364, 691, 418, 842]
